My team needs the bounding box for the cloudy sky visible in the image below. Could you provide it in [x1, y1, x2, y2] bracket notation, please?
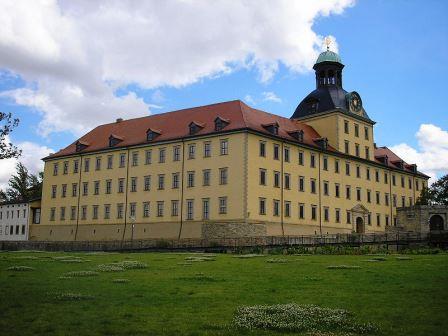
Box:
[0, 0, 447, 188]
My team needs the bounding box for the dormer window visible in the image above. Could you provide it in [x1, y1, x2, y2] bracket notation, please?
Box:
[314, 137, 328, 150]
[189, 121, 204, 135]
[75, 140, 89, 152]
[392, 160, 404, 169]
[262, 122, 279, 135]
[146, 128, 161, 141]
[109, 134, 123, 147]
[375, 155, 389, 166]
[214, 116, 230, 131]
[287, 130, 304, 142]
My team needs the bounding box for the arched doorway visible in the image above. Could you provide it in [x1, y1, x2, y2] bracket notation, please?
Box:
[356, 217, 365, 234]
[429, 215, 444, 231]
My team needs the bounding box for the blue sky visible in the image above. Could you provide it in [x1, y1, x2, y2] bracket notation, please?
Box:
[0, 0, 447, 185]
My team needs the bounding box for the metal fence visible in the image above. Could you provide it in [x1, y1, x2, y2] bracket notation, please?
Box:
[1, 231, 446, 252]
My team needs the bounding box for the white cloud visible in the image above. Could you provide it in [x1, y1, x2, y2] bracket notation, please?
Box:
[262, 91, 282, 103]
[0, 137, 53, 190]
[244, 94, 256, 106]
[0, 0, 354, 137]
[390, 124, 448, 184]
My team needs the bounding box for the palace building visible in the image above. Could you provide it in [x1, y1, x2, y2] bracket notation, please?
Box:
[30, 48, 429, 241]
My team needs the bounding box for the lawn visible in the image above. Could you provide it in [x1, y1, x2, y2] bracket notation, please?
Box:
[0, 251, 447, 336]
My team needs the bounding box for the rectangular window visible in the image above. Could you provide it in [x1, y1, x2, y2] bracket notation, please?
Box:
[274, 171, 280, 188]
[132, 152, 139, 166]
[273, 144, 279, 160]
[299, 203, 304, 219]
[298, 176, 305, 192]
[385, 215, 390, 226]
[356, 165, 361, 178]
[92, 205, 98, 220]
[259, 141, 266, 157]
[401, 176, 405, 188]
[368, 214, 372, 226]
[73, 160, 79, 173]
[323, 156, 328, 171]
[60, 207, 66, 220]
[323, 181, 329, 196]
[70, 206, 76, 220]
[311, 179, 316, 194]
[335, 183, 340, 198]
[117, 203, 124, 219]
[219, 168, 228, 185]
[376, 192, 381, 205]
[51, 185, 57, 198]
[259, 198, 266, 215]
[375, 170, 380, 182]
[310, 153, 316, 168]
[345, 162, 350, 176]
[171, 200, 179, 216]
[219, 197, 227, 214]
[284, 173, 290, 189]
[105, 179, 112, 194]
[366, 168, 371, 180]
[377, 214, 381, 227]
[298, 151, 304, 165]
[53, 163, 58, 176]
[50, 208, 55, 221]
[392, 174, 396, 186]
[94, 181, 100, 195]
[393, 194, 397, 207]
[284, 147, 290, 162]
[367, 190, 371, 203]
[344, 141, 349, 154]
[158, 174, 165, 190]
[311, 205, 317, 220]
[385, 193, 390, 206]
[159, 148, 166, 163]
[129, 203, 136, 218]
[401, 196, 406, 207]
[335, 159, 340, 173]
[186, 200, 194, 220]
[63, 161, 68, 175]
[203, 142, 211, 158]
[203, 169, 211, 186]
[344, 120, 349, 134]
[84, 158, 90, 172]
[118, 178, 124, 193]
[188, 144, 196, 159]
[143, 202, 150, 217]
[104, 204, 110, 219]
[284, 201, 291, 217]
[365, 147, 370, 160]
[95, 157, 101, 171]
[335, 208, 340, 223]
[273, 200, 280, 217]
[364, 126, 369, 140]
[145, 150, 152, 165]
[346, 211, 351, 224]
[82, 182, 88, 196]
[356, 188, 361, 201]
[72, 183, 78, 197]
[187, 171, 195, 188]
[61, 184, 67, 198]
[346, 185, 351, 199]
[172, 173, 179, 189]
[119, 153, 126, 168]
[107, 155, 113, 169]
[173, 146, 181, 161]
[157, 201, 164, 217]
[82, 206, 87, 220]
[130, 177, 137, 192]
[259, 169, 267, 185]
[324, 207, 329, 222]
[408, 178, 412, 189]
[384, 172, 388, 184]
[220, 139, 228, 155]
[354, 124, 359, 137]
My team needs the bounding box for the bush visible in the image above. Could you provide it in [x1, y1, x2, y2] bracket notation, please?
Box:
[112, 279, 130, 283]
[327, 265, 361, 270]
[6, 266, 34, 271]
[54, 292, 94, 301]
[63, 271, 99, 277]
[232, 303, 378, 334]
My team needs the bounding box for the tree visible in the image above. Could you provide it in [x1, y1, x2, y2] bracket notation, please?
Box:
[415, 186, 432, 206]
[430, 174, 448, 205]
[0, 112, 21, 159]
[0, 163, 42, 202]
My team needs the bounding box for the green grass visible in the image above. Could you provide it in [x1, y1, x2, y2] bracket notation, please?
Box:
[0, 251, 447, 336]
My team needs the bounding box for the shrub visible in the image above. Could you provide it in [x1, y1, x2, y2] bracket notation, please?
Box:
[266, 258, 289, 264]
[54, 292, 94, 301]
[112, 279, 130, 283]
[232, 303, 378, 334]
[63, 271, 99, 277]
[6, 266, 34, 271]
[327, 265, 361, 270]
[155, 240, 171, 248]
[97, 264, 125, 272]
[97, 260, 147, 272]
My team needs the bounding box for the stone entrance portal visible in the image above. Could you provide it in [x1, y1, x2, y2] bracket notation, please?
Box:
[429, 214, 444, 231]
[356, 217, 365, 233]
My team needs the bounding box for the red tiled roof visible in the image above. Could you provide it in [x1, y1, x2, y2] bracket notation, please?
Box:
[45, 100, 325, 159]
[374, 146, 427, 176]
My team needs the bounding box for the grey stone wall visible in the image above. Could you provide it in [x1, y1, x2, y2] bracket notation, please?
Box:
[395, 205, 448, 233]
[201, 221, 267, 239]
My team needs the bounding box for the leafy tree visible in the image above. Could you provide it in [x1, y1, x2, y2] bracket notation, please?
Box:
[0, 163, 42, 202]
[0, 112, 21, 159]
[430, 174, 448, 205]
[415, 186, 432, 206]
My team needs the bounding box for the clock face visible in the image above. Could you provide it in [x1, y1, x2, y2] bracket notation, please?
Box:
[348, 92, 362, 113]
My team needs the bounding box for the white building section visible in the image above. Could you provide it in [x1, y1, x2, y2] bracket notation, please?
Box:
[0, 200, 41, 241]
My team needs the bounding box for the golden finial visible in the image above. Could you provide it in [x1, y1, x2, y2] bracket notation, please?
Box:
[324, 36, 332, 51]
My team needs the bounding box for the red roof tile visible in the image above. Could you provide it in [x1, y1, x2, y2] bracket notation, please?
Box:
[374, 146, 426, 176]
